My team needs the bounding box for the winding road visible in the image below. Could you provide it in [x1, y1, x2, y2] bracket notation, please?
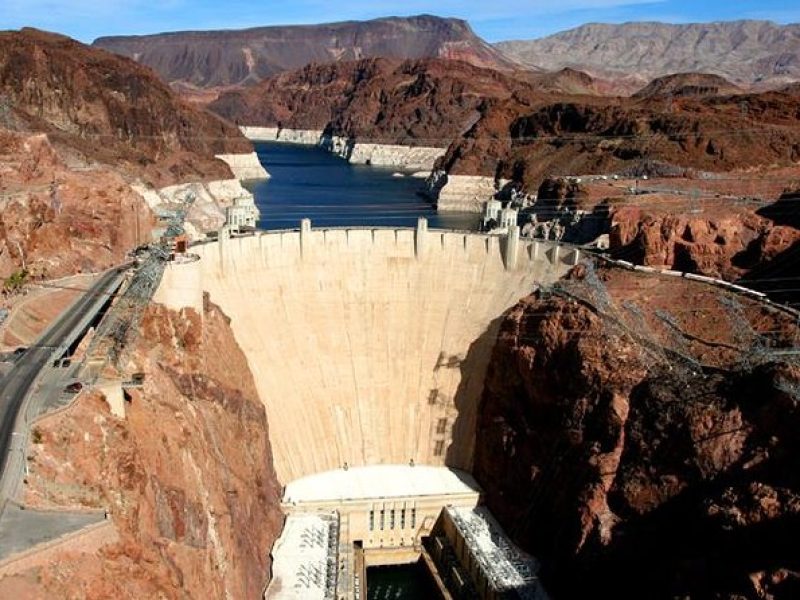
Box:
[0, 265, 129, 511]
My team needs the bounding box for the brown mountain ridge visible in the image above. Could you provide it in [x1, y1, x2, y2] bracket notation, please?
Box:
[497, 20, 800, 89]
[93, 15, 518, 89]
[1, 27, 250, 186]
[209, 57, 800, 189]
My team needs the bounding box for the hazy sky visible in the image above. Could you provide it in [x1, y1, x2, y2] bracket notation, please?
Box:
[2, 0, 799, 43]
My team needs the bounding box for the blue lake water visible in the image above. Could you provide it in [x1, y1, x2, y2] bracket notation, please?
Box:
[250, 142, 480, 231]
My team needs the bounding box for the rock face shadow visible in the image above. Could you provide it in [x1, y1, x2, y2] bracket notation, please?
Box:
[444, 314, 506, 472]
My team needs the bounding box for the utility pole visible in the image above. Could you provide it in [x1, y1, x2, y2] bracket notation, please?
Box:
[133, 204, 140, 248]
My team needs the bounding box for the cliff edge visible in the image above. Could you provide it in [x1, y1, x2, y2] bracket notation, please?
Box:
[0, 300, 283, 598]
[475, 264, 800, 599]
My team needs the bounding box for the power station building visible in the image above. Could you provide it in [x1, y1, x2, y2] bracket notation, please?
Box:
[265, 480, 547, 600]
[426, 507, 549, 600]
[225, 196, 260, 231]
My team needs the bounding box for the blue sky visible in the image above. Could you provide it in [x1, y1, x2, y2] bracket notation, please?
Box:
[2, 0, 799, 43]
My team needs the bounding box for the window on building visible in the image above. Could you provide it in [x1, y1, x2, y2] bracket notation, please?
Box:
[436, 418, 448, 434]
[410, 508, 416, 529]
[400, 509, 406, 529]
[369, 510, 374, 531]
[434, 440, 445, 456]
[380, 509, 385, 531]
[390, 509, 395, 529]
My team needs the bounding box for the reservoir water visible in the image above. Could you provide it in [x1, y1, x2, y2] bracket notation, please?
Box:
[251, 142, 480, 231]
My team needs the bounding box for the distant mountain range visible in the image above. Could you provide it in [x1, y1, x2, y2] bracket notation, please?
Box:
[496, 20, 800, 88]
[93, 15, 516, 89]
[93, 16, 800, 92]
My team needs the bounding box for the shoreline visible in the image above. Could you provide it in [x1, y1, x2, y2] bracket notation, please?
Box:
[240, 126, 446, 170]
[240, 126, 499, 213]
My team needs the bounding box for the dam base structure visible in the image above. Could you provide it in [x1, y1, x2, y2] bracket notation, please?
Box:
[154, 219, 574, 598]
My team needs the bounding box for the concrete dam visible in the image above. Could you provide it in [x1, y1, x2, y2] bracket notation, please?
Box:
[158, 220, 578, 483]
[154, 219, 575, 598]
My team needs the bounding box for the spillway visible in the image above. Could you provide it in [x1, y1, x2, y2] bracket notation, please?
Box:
[155, 220, 578, 484]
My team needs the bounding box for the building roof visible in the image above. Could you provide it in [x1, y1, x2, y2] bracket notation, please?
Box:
[283, 465, 480, 504]
[265, 513, 339, 600]
[446, 506, 548, 600]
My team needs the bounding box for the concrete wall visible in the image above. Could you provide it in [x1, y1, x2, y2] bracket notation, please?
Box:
[180, 225, 578, 483]
[153, 257, 203, 313]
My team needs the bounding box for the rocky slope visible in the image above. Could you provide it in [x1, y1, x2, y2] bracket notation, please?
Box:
[530, 176, 800, 287]
[210, 57, 526, 144]
[93, 15, 517, 89]
[0, 301, 283, 598]
[210, 59, 616, 142]
[782, 82, 800, 95]
[608, 196, 800, 281]
[475, 264, 800, 599]
[737, 188, 800, 303]
[633, 72, 742, 99]
[0, 28, 259, 279]
[0, 130, 153, 279]
[1, 28, 250, 188]
[519, 67, 620, 96]
[496, 20, 800, 89]
[442, 87, 800, 187]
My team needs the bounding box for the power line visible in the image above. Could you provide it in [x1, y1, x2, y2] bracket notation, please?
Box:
[39, 125, 800, 145]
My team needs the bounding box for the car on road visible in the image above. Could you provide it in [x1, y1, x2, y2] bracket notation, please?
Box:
[64, 382, 83, 394]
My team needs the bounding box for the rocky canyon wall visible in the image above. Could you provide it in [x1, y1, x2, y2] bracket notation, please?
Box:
[0, 301, 283, 599]
[0, 29, 270, 277]
[608, 195, 800, 282]
[0, 131, 154, 279]
[430, 173, 501, 212]
[474, 264, 800, 599]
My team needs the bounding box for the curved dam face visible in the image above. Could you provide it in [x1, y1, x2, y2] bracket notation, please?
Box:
[158, 223, 578, 484]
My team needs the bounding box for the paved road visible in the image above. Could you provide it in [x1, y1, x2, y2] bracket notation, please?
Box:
[0, 504, 105, 560]
[0, 265, 128, 510]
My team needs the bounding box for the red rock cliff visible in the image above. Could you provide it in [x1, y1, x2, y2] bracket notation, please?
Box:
[474, 264, 800, 599]
[0, 28, 255, 278]
[1, 300, 283, 598]
[0, 130, 154, 278]
[1, 28, 251, 187]
[609, 200, 800, 280]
